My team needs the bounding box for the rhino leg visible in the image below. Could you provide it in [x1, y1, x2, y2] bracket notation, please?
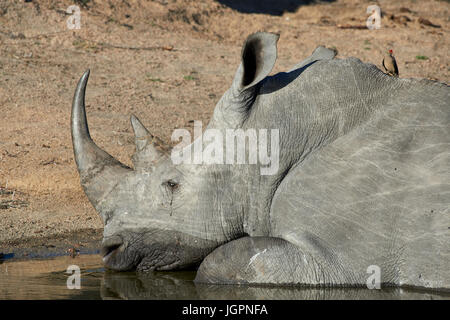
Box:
[195, 236, 339, 285]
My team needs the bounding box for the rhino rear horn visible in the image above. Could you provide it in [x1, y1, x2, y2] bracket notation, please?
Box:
[71, 70, 131, 207]
[130, 114, 168, 170]
[130, 114, 151, 152]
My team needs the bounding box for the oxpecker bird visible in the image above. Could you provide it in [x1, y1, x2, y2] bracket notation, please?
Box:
[383, 49, 399, 77]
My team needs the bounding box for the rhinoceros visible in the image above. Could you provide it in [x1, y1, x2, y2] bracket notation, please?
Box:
[71, 32, 449, 290]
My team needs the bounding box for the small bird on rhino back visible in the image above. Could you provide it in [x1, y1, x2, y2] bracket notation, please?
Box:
[383, 49, 399, 77]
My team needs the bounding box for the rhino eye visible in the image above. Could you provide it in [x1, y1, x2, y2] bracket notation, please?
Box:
[166, 180, 179, 191]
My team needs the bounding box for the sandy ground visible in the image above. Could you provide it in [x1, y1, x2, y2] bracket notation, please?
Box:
[0, 0, 449, 250]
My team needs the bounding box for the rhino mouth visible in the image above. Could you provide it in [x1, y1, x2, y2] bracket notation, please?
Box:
[100, 235, 181, 271]
[136, 254, 181, 272]
[100, 231, 221, 272]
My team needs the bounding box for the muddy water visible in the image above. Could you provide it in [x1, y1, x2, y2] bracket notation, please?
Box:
[0, 254, 448, 300]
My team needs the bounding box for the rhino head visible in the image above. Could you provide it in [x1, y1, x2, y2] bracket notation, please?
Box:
[71, 32, 291, 271]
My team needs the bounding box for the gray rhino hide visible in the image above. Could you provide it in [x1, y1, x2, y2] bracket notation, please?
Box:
[270, 63, 449, 289]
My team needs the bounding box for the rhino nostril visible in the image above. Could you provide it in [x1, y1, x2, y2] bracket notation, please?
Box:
[102, 243, 121, 257]
[101, 236, 124, 259]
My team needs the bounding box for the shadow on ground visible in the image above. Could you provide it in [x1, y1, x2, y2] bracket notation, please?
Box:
[216, 0, 336, 15]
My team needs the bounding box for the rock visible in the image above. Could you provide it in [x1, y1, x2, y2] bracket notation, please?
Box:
[389, 14, 412, 25]
[418, 17, 441, 28]
[399, 7, 412, 13]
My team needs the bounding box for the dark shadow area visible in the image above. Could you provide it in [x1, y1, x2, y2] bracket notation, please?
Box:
[259, 60, 318, 95]
[216, 0, 336, 16]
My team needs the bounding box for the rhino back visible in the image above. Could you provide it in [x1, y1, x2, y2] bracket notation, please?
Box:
[269, 63, 449, 289]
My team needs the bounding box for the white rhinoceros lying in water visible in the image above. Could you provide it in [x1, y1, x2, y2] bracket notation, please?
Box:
[71, 32, 449, 290]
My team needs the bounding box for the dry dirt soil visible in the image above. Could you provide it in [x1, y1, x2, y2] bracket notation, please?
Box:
[0, 0, 449, 250]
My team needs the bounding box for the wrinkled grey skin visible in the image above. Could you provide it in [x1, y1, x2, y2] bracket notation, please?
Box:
[71, 32, 449, 290]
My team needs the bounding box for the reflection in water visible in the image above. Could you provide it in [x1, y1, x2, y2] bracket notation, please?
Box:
[101, 271, 448, 300]
[0, 254, 448, 300]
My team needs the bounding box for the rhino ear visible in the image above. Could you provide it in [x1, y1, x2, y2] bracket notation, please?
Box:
[233, 32, 279, 91]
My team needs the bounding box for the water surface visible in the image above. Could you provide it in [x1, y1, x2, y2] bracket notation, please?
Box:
[0, 254, 448, 300]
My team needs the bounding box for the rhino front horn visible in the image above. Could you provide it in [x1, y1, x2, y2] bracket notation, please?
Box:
[71, 70, 131, 207]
